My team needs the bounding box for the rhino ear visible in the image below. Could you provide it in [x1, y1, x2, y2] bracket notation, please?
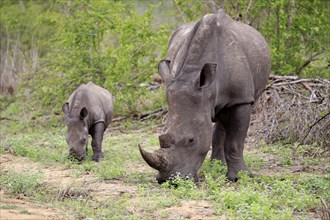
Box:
[62, 103, 69, 115]
[80, 107, 88, 120]
[158, 60, 173, 83]
[195, 63, 217, 89]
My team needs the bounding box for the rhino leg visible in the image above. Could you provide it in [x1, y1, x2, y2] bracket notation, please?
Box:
[211, 122, 226, 164]
[224, 104, 253, 181]
[89, 122, 105, 162]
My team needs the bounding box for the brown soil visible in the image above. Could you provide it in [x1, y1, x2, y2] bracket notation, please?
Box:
[158, 200, 223, 220]
[1, 125, 326, 219]
[0, 190, 67, 220]
[0, 153, 218, 219]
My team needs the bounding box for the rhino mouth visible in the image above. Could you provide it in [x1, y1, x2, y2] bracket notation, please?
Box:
[68, 152, 87, 162]
[157, 172, 196, 185]
[139, 144, 204, 184]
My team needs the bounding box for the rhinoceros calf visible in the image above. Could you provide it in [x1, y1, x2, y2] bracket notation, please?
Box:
[140, 9, 271, 183]
[62, 82, 113, 161]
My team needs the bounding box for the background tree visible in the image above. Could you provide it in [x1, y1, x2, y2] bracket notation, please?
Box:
[172, 0, 329, 77]
[0, 0, 329, 117]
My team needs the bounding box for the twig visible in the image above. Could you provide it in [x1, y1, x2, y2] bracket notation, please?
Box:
[172, 0, 186, 23]
[320, 197, 330, 220]
[269, 75, 300, 81]
[300, 111, 330, 145]
[139, 109, 167, 121]
[295, 51, 324, 75]
[112, 108, 167, 123]
[271, 78, 325, 87]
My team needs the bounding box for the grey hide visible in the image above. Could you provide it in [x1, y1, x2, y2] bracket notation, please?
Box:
[62, 82, 113, 161]
[139, 9, 271, 183]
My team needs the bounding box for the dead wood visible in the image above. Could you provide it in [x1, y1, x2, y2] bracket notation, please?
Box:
[251, 75, 330, 150]
[112, 108, 167, 123]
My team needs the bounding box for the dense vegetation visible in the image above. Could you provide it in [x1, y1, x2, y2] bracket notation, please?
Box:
[1, 0, 329, 116]
[0, 1, 329, 219]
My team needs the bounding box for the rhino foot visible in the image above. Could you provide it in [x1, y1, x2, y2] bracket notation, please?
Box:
[226, 171, 254, 182]
[92, 153, 104, 162]
[226, 162, 254, 182]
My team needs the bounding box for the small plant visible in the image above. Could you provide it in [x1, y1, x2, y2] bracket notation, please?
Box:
[200, 159, 227, 179]
[0, 169, 44, 197]
[1, 205, 19, 210]
[162, 173, 196, 190]
[96, 160, 126, 180]
[19, 210, 33, 215]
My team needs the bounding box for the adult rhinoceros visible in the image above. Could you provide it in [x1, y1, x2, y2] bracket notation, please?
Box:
[139, 9, 270, 183]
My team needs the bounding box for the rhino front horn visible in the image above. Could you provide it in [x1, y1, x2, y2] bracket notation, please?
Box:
[138, 144, 168, 171]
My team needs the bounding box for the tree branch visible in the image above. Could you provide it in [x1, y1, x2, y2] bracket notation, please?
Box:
[300, 111, 330, 145]
[295, 51, 324, 75]
[172, 0, 186, 23]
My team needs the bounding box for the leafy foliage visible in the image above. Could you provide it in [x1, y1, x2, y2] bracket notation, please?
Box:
[32, 0, 169, 115]
[1, 0, 328, 118]
[172, 0, 329, 77]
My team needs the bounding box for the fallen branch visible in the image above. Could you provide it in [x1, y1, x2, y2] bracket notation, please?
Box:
[270, 78, 326, 87]
[255, 75, 329, 148]
[300, 111, 330, 145]
[138, 108, 167, 121]
[320, 197, 330, 220]
[269, 75, 300, 81]
[112, 108, 167, 123]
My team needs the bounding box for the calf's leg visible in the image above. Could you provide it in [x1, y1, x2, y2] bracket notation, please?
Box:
[89, 122, 105, 162]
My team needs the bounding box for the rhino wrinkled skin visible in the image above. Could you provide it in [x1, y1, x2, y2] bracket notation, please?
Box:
[62, 82, 113, 161]
[139, 9, 271, 183]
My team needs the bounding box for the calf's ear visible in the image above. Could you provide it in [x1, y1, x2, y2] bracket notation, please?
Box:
[62, 103, 69, 115]
[80, 107, 88, 120]
[195, 63, 217, 89]
[158, 60, 173, 83]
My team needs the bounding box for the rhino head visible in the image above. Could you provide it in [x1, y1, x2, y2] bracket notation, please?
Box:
[62, 103, 89, 161]
[140, 60, 216, 183]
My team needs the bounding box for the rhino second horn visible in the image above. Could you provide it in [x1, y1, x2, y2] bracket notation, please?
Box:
[138, 144, 168, 171]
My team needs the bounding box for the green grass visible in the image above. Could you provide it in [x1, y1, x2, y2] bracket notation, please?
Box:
[18, 210, 33, 215]
[0, 169, 44, 197]
[1, 205, 20, 210]
[1, 111, 329, 219]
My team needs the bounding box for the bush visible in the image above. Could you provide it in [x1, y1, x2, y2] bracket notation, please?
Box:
[32, 1, 169, 116]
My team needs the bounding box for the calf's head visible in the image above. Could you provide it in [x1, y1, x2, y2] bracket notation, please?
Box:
[62, 103, 89, 161]
[140, 60, 216, 183]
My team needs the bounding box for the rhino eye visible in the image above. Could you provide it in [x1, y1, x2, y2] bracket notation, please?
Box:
[185, 137, 195, 147]
[81, 138, 86, 144]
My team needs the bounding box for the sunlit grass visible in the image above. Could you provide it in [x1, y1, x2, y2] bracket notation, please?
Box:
[0, 117, 329, 219]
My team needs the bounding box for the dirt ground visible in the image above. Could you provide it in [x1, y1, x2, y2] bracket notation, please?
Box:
[0, 120, 327, 220]
[0, 154, 68, 220]
[0, 153, 218, 220]
[0, 190, 66, 220]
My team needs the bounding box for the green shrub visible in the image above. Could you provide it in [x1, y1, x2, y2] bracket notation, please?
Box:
[33, 1, 169, 116]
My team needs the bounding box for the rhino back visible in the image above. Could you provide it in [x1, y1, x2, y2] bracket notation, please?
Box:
[166, 9, 270, 106]
[67, 82, 113, 129]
